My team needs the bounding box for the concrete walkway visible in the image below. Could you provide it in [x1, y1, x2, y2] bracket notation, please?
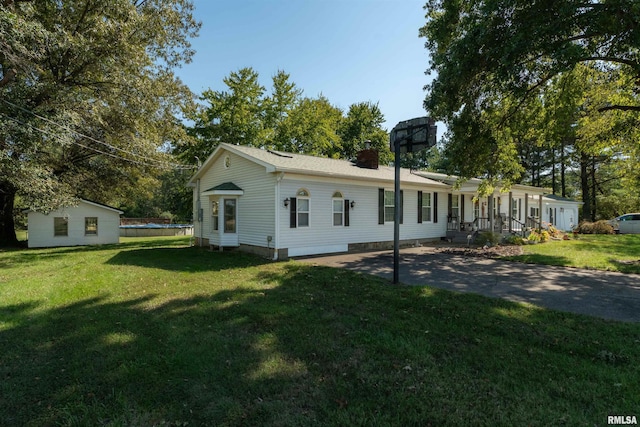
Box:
[296, 247, 640, 323]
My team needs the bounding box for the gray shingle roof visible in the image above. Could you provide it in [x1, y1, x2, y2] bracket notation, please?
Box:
[205, 182, 243, 192]
[213, 143, 448, 187]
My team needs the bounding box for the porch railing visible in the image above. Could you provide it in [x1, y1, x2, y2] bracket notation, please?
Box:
[446, 216, 535, 237]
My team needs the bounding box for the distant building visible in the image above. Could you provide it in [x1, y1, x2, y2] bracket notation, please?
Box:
[26, 199, 123, 248]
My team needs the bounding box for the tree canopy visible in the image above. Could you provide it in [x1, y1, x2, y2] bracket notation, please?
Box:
[178, 67, 392, 165]
[420, 0, 640, 185]
[0, 0, 200, 245]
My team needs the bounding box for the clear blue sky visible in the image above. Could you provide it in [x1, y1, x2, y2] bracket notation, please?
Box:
[175, 0, 440, 135]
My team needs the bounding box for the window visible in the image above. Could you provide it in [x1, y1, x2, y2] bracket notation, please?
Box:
[297, 199, 310, 227]
[84, 217, 98, 235]
[530, 206, 540, 219]
[333, 200, 344, 226]
[451, 195, 459, 220]
[421, 192, 432, 222]
[332, 191, 344, 226]
[474, 200, 480, 219]
[224, 199, 236, 233]
[54, 217, 68, 237]
[384, 190, 395, 222]
[511, 198, 518, 219]
[294, 189, 310, 227]
[379, 189, 402, 224]
[211, 201, 219, 231]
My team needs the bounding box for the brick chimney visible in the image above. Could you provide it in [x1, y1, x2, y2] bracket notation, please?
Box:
[355, 143, 379, 169]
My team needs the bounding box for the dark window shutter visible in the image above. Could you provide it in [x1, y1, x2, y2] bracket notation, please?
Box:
[344, 199, 350, 227]
[461, 195, 465, 222]
[519, 199, 522, 221]
[448, 193, 453, 216]
[378, 188, 384, 225]
[289, 197, 297, 228]
[400, 190, 404, 224]
[418, 191, 423, 223]
[433, 192, 438, 223]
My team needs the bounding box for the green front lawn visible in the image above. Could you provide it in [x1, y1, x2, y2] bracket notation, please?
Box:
[504, 234, 640, 274]
[1, 237, 638, 426]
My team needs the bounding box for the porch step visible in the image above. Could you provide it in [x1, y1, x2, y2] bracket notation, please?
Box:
[446, 231, 477, 244]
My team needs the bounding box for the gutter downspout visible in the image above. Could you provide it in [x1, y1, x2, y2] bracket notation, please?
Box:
[273, 172, 285, 261]
[197, 178, 203, 247]
[195, 156, 203, 247]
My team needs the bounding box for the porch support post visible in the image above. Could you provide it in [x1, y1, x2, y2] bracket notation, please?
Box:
[524, 193, 529, 228]
[508, 192, 513, 233]
[538, 195, 543, 229]
[488, 194, 494, 232]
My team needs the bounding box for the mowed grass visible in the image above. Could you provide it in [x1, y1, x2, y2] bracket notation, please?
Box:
[1, 237, 639, 426]
[503, 234, 640, 274]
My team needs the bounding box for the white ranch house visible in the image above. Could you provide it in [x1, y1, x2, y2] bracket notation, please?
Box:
[26, 199, 123, 248]
[188, 143, 581, 259]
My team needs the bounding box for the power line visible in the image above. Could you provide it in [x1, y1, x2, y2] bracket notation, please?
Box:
[0, 112, 195, 170]
[0, 98, 195, 170]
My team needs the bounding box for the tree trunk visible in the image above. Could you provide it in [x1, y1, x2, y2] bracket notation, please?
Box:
[591, 156, 597, 221]
[551, 146, 557, 195]
[0, 185, 19, 247]
[580, 152, 591, 221]
[560, 138, 566, 198]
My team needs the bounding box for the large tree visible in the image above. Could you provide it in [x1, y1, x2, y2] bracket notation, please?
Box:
[0, 0, 199, 246]
[180, 68, 391, 163]
[420, 0, 640, 184]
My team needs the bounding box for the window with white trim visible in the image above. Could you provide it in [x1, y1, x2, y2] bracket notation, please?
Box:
[422, 192, 432, 222]
[451, 195, 459, 220]
[530, 206, 540, 219]
[211, 200, 219, 231]
[84, 217, 98, 235]
[297, 189, 310, 227]
[54, 217, 68, 237]
[332, 191, 344, 226]
[384, 190, 395, 222]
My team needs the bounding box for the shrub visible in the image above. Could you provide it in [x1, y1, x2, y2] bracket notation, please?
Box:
[527, 230, 541, 243]
[504, 234, 526, 245]
[540, 230, 550, 242]
[574, 221, 614, 235]
[475, 231, 501, 246]
[547, 225, 562, 238]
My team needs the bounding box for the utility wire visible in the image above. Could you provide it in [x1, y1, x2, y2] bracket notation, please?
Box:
[0, 98, 195, 170]
[0, 112, 195, 170]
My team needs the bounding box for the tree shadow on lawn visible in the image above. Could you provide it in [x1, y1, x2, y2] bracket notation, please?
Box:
[1, 263, 638, 426]
[106, 246, 271, 272]
[0, 237, 192, 269]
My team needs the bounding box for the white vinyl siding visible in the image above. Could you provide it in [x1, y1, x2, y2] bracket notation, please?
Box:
[279, 179, 447, 256]
[195, 151, 277, 248]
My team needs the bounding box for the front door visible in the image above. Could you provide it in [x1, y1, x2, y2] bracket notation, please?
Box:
[221, 198, 239, 247]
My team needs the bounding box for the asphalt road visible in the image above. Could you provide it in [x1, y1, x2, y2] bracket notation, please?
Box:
[296, 247, 640, 323]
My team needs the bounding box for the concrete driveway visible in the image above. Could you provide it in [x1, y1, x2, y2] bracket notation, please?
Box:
[296, 247, 640, 323]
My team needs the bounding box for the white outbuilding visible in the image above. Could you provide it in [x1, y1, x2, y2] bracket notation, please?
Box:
[26, 199, 123, 248]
